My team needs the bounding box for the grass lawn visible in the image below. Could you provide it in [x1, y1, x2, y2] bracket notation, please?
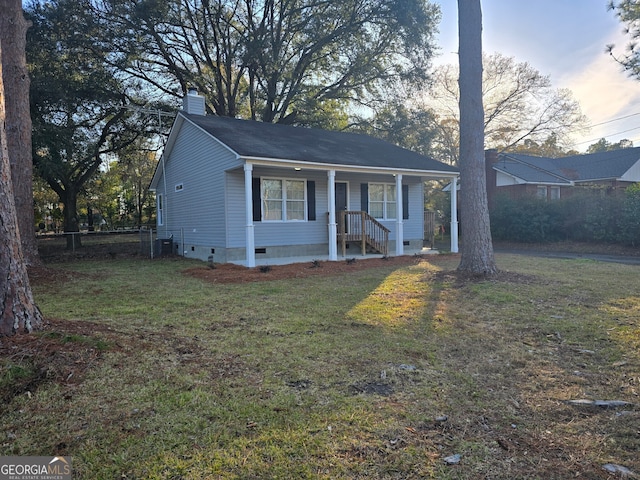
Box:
[1, 253, 639, 479]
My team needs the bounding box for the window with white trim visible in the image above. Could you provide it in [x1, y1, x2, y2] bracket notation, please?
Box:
[536, 186, 547, 199]
[550, 186, 560, 200]
[157, 194, 164, 226]
[261, 178, 307, 221]
[369, 183, 396, 220]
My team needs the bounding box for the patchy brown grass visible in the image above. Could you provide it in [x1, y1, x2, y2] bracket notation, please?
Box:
[2, 253, 638, 479]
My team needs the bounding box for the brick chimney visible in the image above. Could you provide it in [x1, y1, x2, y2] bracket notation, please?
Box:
[182, 87, 206, 115]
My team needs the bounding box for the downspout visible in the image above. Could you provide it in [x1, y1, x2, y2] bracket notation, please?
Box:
[161, 153, 169, 240]
[450, 176, 459, 253]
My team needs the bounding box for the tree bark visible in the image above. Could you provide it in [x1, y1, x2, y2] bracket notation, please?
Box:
[457, 0, 497, 275]
[0, 0, 40, 266]
[0, 38, 43, 335]
[63, 186, 81, 250]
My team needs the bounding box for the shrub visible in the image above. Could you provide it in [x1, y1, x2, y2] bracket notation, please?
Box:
[490, 185, 639, 246]
[619, 183, 640, 246]
[491, 195, 561, 243]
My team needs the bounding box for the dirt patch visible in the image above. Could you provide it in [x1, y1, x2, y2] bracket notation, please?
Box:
[432, 268, 543, 288]
[183, 255, 436, 284]
[0, 318, 117, 407]
[28, 265, 97, 286]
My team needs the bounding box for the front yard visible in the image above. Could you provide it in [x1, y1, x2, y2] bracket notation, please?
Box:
[1, 254, 638, 479]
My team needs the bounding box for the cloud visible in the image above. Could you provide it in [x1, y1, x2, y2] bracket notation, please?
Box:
[563, 57, 639, 120]
[559, 31, 640, 146]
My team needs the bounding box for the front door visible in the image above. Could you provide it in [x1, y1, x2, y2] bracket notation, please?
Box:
[335, 182, 348, 232]
[335, 182, 348, 212]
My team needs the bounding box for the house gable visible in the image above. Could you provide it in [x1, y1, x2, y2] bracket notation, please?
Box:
[620, 158, 640, 182]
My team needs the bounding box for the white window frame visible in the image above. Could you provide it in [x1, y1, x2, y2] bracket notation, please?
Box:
[368, 183, 397, 220]
[175, 183, 184, 192]
[536, 185, 548, 199]
[261, 177, 307, 222]
[157, 193, 164, 226]
[550, 186, 561, 200]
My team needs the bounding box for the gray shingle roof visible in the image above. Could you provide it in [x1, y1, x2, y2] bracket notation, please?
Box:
[183, 113, 458, 175]
[494, 156, 571, 184]
[497, 149, 640, 183]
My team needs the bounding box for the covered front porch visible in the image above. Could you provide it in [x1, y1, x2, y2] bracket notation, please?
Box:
[242, 162, 459, 268]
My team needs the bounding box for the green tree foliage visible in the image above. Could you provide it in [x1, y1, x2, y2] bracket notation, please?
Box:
[85, 141, 158, 229]
[426, 53, 587, 165]
[116, 143, 158, 228]
[98, 0, 441, 127]
[586, 137, 634, 153]
[33, 175, 61, 231]
[353, 102, 438, 156]
[510, 133, 579, 157]
[26, 0, 161, 246]
[607, 1, 640, 78]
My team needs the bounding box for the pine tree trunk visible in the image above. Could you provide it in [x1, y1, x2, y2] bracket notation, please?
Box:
[0, 0, 40, 266]
[0, 38, 43, 335]
[457, 0, 497, 275]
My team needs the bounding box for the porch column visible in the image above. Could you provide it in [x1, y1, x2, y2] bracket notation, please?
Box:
[244, 163, 256, 267]
[395, 174, 403, 256]
[327, 170, 338, 261]
[450, 176, 459, 253]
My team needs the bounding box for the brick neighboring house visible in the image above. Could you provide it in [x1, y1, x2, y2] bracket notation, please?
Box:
[485, 148, 640, 206]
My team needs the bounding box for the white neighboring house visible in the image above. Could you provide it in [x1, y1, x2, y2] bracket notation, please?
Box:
[150, 91, 460, 266]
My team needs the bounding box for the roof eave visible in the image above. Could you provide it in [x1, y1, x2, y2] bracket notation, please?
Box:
[240, 155, 459, 178]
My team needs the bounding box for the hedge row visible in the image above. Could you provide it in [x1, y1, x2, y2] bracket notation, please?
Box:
[490, 184, 640, 246]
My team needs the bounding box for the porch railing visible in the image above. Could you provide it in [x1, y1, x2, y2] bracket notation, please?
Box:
[338, 210, 389, 256]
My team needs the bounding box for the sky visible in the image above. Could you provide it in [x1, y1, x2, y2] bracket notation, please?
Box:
[434, 0, 640, 152]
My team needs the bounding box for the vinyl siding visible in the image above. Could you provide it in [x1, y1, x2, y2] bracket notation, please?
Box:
[339, 173, 424, 242]
[156, 120, 241, 247]
[226, 167, 328, 248]
[228, 170, 425, 246]
[159, 124, 426, 255]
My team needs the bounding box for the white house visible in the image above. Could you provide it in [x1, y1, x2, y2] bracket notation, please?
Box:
[150, 91, 460, 266]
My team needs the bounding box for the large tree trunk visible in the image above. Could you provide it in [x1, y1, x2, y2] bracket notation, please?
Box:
[63, 187, 82, 249]
[457, 0, 497, 275]
[0, 0, 40, 266]
[0, 39, 43, 335]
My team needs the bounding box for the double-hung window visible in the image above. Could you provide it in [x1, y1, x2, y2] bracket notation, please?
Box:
[369, 183, 396, 220]
[261, 178, 307, 221]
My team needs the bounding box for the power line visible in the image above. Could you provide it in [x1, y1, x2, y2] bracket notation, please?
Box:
[587, 112, 640, 129]
[573, 124, 640, 146]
